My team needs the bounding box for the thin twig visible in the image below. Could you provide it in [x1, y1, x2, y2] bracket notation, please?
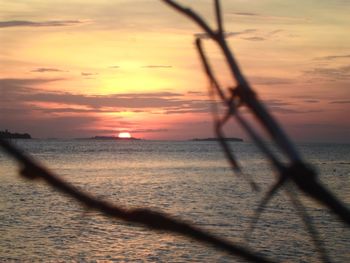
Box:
[214, 0, 223, 35]
[197, 38, 258, 190]
[285, 187, 330, 262]
[196, 38, 226, 101]
[161, 0, 216, 39]
[245, 175, 288, 240]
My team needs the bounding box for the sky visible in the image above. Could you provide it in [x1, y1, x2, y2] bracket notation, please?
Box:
[1, 0, 349, 142]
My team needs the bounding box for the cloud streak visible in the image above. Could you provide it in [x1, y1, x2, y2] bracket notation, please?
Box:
[315, 54, 350, 61]
[242, 37, 265, 42]
[81, 72, 98, 76]
[304, 99, 320, 103]
[0, 78, 62, 93]
[195, 29, 256, 39]
[249, 76, 294, 85]
[142, 65, 173, 69]
[0, 20, 84, 28]
[194, 28, 284, 42]
[304, 65, 350, 80]
[330, 100, 350, 104]
[31, 68, 67, 73]
[230, 12, 307, 23]
[132, 128, 169, 134]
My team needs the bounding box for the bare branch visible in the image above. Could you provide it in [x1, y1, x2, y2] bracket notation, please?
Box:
[196, 37, 258, 190]
[161, 0, 216, 38]
[161, 2, 350, 262]
[285, 162, 350, 225]
[162, 0, 301, 163]
[196, 38, 226, 101]
[163, 0, 350, 227]
[234, 110, 284, 171]
[1, 2, 349, 262]
[214, 0, 224, 35]
[245, 175, 288, 239]
[286, 189, 330, 263]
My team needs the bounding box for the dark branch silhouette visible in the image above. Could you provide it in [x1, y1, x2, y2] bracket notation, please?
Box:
[285, 188, 330, 262]
[162, 0, 350, 225]
[0, 1, 349, 262]
[162, 0, 349, 262]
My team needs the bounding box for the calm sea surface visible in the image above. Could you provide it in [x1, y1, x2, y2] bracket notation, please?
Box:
[0, 140, 349, 262]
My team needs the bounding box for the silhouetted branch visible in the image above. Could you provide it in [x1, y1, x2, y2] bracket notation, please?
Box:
[162, 0, 350, 262]
[286, 188, 330, 262]
[214, 0, 223, 36]
[161, 0, 216, 39]
[285, 162, 350, 224]
[162, 0, 350, 227]
[245, 175, 288, 240]
[196, 37, 283, 172]
[0, 138, 274, 263]
[196, 38, 226, 101]
[197, 37, 258, 190]
[1, 1, 349, 262]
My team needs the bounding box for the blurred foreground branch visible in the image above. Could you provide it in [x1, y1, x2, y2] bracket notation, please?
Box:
[1, 1, 349, 262]
[0, 138, 274, 263]
[161, 0, 349, 225]
[162, 0, 349, 262]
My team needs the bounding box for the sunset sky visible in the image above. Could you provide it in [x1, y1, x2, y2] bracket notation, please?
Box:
[1, 0, 349, 142]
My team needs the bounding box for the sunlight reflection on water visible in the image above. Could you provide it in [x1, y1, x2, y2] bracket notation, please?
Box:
[0, 140, 349, 262]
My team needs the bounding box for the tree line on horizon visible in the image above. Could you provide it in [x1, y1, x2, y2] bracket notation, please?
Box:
[0, 129, 32, 139]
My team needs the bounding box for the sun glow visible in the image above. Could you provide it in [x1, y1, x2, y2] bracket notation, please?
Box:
[118, 132, 131, 138]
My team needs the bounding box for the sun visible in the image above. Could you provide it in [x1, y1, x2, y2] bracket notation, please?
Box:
[118, 132, 131, 139]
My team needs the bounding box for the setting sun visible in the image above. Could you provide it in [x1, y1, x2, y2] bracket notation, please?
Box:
[118, 132, 131, 139]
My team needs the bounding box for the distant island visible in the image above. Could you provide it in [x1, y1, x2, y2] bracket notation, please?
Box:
[0, 130, 32, 139]
[92, 136, 141, 140]
[191, 137, 243, 142]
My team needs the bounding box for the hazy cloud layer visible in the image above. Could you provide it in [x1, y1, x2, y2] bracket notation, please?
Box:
[0, 78, 331, 138]
[0, 114, 100, 138]
[0, 78, 210, 115]
[0, 78, 312, 116]
[0, 78, 62, 95]
[262, 99, 324, 114]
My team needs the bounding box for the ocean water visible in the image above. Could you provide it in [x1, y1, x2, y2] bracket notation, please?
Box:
[0, 140, 349, 262]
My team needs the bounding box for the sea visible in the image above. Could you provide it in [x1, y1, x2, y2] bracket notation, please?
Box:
[0, 139, 349, 262]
